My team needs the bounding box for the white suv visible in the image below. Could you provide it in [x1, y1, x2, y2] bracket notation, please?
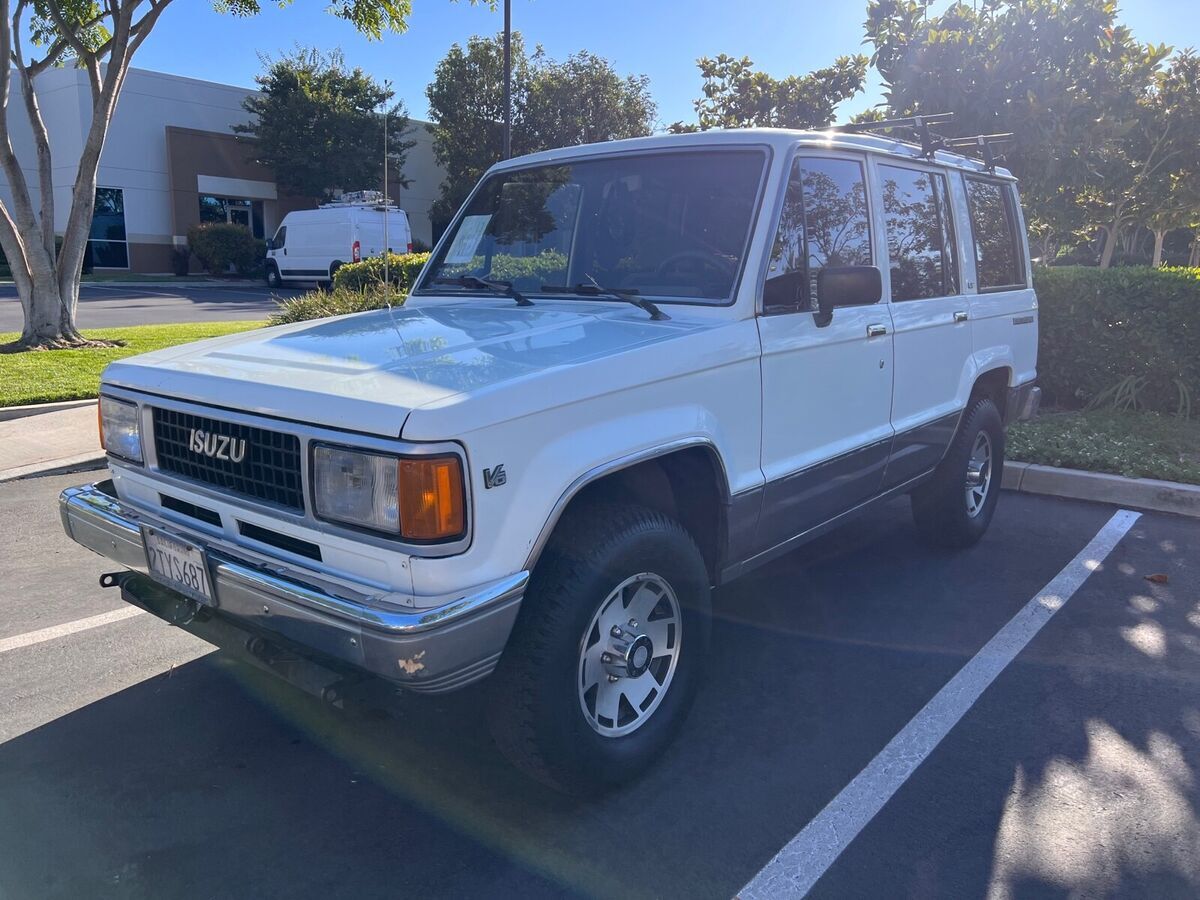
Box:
[62, 126, 1039, 795]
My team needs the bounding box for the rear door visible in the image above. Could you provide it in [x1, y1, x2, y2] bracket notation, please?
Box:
[755, 151, 895, 551]
[871, 158, 972, 488]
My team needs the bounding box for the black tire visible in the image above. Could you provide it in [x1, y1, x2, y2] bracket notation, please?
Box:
[911, 397, 1005, 549]
[488, 502, 711, 796]
[265, 262, 282, 289]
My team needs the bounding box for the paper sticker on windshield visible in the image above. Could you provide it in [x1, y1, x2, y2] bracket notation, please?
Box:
[444, 214, 491, 264]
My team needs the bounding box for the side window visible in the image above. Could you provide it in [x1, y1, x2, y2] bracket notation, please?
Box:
[273, 226, 286, 249]
[763, 156, 872, 312]
[965, 177, 1024, 290]
[879, 164, 958, 301]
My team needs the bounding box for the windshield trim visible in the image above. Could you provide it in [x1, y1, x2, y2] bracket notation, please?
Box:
[412, 143, 775, 309]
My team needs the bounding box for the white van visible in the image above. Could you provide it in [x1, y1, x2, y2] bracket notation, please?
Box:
[265, 192, 413, 288]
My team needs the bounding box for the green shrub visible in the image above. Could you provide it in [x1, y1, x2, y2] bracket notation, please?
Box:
[187, 222, 262, 275]
[268, 285, 399, 326]
[440, 250, 569, 287]
[1034, 265, 1200, 417]
[333, 252, 431, 292]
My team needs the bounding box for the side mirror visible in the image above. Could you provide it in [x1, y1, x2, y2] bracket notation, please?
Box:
[265, 238, 276, 251]
[815, 265, 882, 326]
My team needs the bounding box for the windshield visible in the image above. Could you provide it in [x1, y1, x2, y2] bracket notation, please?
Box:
[418, 148, 767, 305]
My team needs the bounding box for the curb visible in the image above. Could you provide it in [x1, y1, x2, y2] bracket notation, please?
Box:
[0, 452, 106, 484]
[1002, 461, 1200, 519]
[0, 398, 97, 422]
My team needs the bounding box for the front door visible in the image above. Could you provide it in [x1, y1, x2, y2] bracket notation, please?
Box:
[229, 205, 251, 230]
[756, 152, 895, 552]
[871, 159, 973, 488]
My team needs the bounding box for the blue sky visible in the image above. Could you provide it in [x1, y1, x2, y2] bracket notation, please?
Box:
[135, 1, 1200, 128]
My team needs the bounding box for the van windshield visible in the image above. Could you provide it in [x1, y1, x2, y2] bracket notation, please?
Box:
[416, 148, 766, 305]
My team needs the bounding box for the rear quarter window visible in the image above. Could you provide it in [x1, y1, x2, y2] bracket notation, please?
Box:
[964, 177, 1025, 291]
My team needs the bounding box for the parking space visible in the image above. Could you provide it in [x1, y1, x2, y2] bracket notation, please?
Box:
[0, 283, 302, 331]
[1, 474, 1196, 898]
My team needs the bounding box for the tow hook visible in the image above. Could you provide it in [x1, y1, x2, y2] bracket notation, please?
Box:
[99, 571, 127, 589]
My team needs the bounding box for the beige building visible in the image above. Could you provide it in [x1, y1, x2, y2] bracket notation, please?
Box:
[0, 67, 445, 273]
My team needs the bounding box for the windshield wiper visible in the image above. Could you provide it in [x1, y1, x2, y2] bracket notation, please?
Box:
[431, 275, 533, 307]
[539, 280, 670, 321]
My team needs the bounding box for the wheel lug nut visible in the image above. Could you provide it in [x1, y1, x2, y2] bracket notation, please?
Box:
[628, 619, 638, 628]
[610, 625, 623, 637]
[608, 675, 619, 683]
[601, 653, 612, 663]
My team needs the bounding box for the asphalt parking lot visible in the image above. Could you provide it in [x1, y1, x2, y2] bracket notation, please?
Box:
[0, 282, 301, 331]
[1, 473, 1197, 899]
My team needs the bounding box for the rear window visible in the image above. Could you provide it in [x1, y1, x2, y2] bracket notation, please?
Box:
[964, 177, 1024, 291]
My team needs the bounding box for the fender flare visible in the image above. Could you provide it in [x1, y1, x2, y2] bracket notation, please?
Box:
[522, 437, 732, 572]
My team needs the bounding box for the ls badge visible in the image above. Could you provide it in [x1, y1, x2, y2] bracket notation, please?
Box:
[483, 464, 507, 489]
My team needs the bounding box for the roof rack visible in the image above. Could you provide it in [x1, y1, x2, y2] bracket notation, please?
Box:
[831, 113, 955, 159]
[942, 133, 1014, 172]
[829, 112, 1014, 171]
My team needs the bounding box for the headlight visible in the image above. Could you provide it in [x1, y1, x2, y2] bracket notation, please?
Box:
[98, 395, 143, 463]
[312, 445, 466, 542]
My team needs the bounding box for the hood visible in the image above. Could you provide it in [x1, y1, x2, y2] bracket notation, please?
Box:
[102, 300, 710, 436]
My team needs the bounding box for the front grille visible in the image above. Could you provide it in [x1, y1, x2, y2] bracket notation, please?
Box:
[152, 407, 304, 511]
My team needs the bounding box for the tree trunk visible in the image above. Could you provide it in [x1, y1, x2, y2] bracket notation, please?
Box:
[1099, 223, 1119, 269]
[1152, 229, 1167, 268]
[1190, 237, 1200, 268]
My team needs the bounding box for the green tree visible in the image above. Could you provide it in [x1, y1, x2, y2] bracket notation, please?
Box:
[235, 47, 415, 202]
[863, 0, 1169, 266]
[1122, 52, 1200, 268]
[426, 32, 532, 234]
[425, 34, 655, 235]
[0, 1, 413, 351]
[669, 53, 868, 132]
[523, 50, 656, 151]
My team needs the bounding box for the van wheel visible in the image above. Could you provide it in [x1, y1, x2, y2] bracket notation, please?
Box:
[488, 502, 711, 796]
[265, 263, 282, 289]
[911, 397, 1005, 549]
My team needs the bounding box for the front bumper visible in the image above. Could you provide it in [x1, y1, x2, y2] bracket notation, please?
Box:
[59, 481, 527, 693]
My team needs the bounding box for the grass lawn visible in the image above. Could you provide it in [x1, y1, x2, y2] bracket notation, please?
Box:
[0, 321, 263, 407]
[1008, 408, 1200, 485]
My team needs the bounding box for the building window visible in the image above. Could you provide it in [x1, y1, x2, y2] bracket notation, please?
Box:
[89, 187, 128, 268]
[199, 194, 265, 238]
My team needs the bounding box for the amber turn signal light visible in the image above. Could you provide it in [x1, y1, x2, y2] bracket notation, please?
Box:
[398, 455, 466, 541]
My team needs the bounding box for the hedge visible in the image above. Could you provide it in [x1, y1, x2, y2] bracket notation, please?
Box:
[444, 250, 569, 286]
[1034, 266, 1199, 417]
[333, 252, 430, 292]
[187, 222, 264, 275]
[268, 285, 398, 326]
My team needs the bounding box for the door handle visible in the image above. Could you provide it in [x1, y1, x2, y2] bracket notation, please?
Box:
[953, 310, 968, 323]
[867, 323, 888, 337]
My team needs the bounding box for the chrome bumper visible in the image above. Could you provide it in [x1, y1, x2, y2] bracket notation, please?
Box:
[59, 482, 528, 693]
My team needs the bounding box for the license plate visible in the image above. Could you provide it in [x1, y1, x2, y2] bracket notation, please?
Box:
[143, 527, 214, 605]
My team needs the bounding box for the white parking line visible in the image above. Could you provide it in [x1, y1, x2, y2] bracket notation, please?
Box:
[738, 508, 1141, 900]
[0, 606, 144, 655]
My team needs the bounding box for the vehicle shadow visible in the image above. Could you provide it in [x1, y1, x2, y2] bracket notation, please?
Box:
[1, 494, 1173, 899]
